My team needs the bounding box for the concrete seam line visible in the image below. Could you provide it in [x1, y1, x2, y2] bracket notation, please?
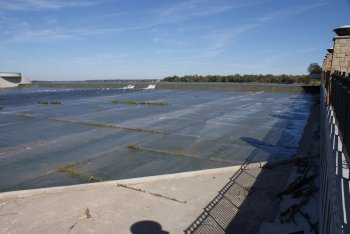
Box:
[116, 183, 187, 204]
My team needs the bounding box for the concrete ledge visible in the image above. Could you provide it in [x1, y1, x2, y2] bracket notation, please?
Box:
[0, 73, 31, 88]
[0, 156, 307, 200]
[0, 166, 240, 199]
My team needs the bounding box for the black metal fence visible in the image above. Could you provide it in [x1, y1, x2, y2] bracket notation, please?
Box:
[324, 70, 350, 154]
[320, 85, 350, 234]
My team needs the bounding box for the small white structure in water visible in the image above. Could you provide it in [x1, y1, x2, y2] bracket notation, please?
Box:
[0, 72, 31, 88]
[122, 84, 135, 89]
[144, 84, 156, 89]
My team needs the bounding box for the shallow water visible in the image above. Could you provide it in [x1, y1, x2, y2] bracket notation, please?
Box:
[0, 88, 314, 191]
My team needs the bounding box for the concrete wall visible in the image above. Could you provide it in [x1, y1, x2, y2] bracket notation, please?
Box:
[0, 73, 31, 88]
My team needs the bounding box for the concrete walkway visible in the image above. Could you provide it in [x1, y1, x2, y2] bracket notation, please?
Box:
[0, 160, 302, 234]
[0, 166, 248, 233]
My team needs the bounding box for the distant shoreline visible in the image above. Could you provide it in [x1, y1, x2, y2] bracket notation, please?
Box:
[18, 82, 320, 94]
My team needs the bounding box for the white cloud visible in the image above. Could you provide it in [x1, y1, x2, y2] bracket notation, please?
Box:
[63, 53, 129, 66]
[3, 22, 76, 43]
[257, 1, 329, 23]
[1, 21, 126, 44]
[158, 0, 231, 22]
[186, 1, 329, 59]
[156, 0, 263, 24]
[232, 54, 289, 70]
[197, 24, 258, 58]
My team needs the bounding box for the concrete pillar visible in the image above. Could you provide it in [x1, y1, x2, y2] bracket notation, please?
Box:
[325, 48, 333, 72]
[331, 25, 350, 73]
[322, 55, 327, 72]
[322, 49, 333, 88]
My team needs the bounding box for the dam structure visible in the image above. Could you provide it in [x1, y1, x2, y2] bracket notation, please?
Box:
[0, 26, 350, 234]
[0, 72, 31, 88]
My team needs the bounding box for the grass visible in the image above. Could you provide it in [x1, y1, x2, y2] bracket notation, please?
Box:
[51, 118, 117, 128]
[210, 157, 233, 164]
[16, 113, 33, 118]
[50, 101, 62, 104]
[127, 144, 140, 150]
[126, 144, 233, 165]
[111, 100, 137, 105]
[126, 144, 199, 159]
[111, 100, 167, 106]
[37, 101, 62, 104]
[123, 127, 164, 134]
[51, 118, 165, 134]
[127, 144, 197, 158]
[58, 163, 103, 182]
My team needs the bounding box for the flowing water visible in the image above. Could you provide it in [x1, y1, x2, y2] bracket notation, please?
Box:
[0, 87, 314, 192]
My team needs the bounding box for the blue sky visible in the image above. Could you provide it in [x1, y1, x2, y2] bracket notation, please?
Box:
[0, 0, 349, 81]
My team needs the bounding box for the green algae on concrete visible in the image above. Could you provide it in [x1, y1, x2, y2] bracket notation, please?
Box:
[37, 101, 62, 104]
[127, 144, 233, 165]
[16, 113, 33, 118]
[51, 118, 165, 134]
[111, 100, 167, 106]
[58, 163, 103, 182]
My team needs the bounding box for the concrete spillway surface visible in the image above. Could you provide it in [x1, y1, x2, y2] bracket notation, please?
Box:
[0, 88, 313, 192]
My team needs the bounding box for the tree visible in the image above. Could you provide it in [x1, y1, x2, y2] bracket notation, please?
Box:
[308, 63, 322, 73]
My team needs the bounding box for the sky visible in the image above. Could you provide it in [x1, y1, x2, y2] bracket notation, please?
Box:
[0, 0, 349, 81]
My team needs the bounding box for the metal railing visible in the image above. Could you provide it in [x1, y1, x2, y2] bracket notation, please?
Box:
[325, 71, 350, 153]
[320, 72, 350, 234]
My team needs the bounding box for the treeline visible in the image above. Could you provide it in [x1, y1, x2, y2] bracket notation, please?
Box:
[163, 74, 312, 84]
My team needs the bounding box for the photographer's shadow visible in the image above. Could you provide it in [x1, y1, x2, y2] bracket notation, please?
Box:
[130, 220, 169, 234]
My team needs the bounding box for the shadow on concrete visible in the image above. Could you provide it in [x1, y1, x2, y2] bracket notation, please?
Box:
[241, 137, 277, 153]
[130, 220, 169, 234]
[184, 94, 319, 234]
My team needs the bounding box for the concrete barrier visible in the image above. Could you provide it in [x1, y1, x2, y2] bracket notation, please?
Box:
[0, 72, 31, 88]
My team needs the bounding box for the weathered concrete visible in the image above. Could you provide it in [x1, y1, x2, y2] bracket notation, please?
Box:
[0, 152, 319, 234]
[0, 73, 31, 88]
[0, 159, 301, 234]
[0, 167, 239, 234]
